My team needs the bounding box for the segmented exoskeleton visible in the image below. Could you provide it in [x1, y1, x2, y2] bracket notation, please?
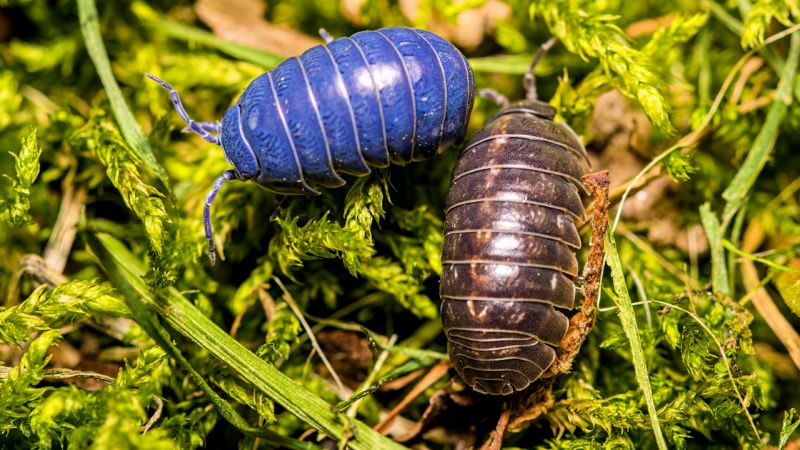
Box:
[440, 40, 591, 395]
[149, 27, 474, 262]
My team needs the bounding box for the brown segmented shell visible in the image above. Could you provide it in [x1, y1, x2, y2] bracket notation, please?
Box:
[440, 102, 588, 396]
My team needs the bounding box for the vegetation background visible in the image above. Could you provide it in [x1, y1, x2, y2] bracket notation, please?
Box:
[1, 0, 800, 448]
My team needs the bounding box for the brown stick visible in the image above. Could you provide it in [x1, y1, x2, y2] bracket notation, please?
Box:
[549, 170, 610, 376]
[374, 361, 450, 435]
[394, 388, 450, 443]
[508, 170, 610, 432]
[740, 220, 800, 370]
[580, 169, 661, 234]
[44, 183, 87, 274]
[380, 368, 425, 391]
[624, 14, 675, 37]
[480, 407, 511, 450]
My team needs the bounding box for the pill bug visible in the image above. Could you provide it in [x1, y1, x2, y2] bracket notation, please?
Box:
[148, 27, 474, 263]
[440, 40, 591, 396]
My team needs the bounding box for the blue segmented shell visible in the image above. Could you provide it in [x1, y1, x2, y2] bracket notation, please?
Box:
[219, 27, 475, 194]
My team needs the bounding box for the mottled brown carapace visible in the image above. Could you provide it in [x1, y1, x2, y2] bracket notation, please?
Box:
[440, 99, 591, 395]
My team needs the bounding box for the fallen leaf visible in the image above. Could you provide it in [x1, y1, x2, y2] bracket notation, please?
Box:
[196, 0, 320, 57]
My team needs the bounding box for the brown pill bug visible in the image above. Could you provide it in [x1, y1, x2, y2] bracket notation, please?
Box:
[440, 40, 591, 395]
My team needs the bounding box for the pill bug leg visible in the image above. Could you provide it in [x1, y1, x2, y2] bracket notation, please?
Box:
[145, 73, 221, 145]
[318, 28, 334, 44]
[269, 195, 289, 222]
[204, 170, 240, 265]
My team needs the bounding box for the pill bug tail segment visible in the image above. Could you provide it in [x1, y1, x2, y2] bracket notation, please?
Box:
[145, 73, 221, 145]
[523, 38, 558, 102]
[204, 169, 239, 265]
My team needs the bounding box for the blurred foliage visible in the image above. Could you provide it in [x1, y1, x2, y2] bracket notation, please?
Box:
[0, 126, 41, 225]
[0, 0, 799, 449]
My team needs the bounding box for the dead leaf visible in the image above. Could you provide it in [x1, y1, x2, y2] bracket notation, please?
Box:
[196, 0, 320, 57]
[591, 90, 652, 162]
[316, 330, 372, 389]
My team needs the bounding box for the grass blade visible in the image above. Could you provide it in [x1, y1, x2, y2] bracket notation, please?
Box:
[86, 232, 406, 450]
[77, 0, 172, 193]
[700, 0, 785, 73]
[723, 30, 800, 205]
[605, 227, 668, 450]
[722, 239, 800, 273]
[132, 2, 282, 69]
[700, 202, 731, 294]
[87, 233, 318, 450]
[611, 23, 800, 233]
[468, 54, 544, 74]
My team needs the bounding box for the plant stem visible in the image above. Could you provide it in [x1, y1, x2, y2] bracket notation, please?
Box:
[605, 227, 668, 450]
[77, 0, 172, 195]
[88, 232, 407, 450]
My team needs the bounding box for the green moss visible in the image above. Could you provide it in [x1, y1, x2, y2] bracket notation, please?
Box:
[0, 127, 42, 226]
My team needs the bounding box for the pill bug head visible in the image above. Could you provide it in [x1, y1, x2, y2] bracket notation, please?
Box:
[489, 99, 556, 123]
[507, 99, 556, 120]
[220, 106, 260, 181]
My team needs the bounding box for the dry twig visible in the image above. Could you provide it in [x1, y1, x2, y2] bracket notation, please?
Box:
[740, 220, 800, 370]
[374, 361, 450, 434]
[509, 170, 610, 431]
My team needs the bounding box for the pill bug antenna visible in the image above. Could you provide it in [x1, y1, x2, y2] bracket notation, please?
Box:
[478, 88, 510, 108]
[187, 121, 222, 134]
[146, 74, 221, 145]
[204, 170, 239, 264]
[524, 38, 558, 102]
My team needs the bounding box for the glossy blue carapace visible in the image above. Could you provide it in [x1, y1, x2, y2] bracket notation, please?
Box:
[149, 27, 474, 263]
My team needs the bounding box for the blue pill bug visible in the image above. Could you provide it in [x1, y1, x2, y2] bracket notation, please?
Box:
[148, 27, 474, 264]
